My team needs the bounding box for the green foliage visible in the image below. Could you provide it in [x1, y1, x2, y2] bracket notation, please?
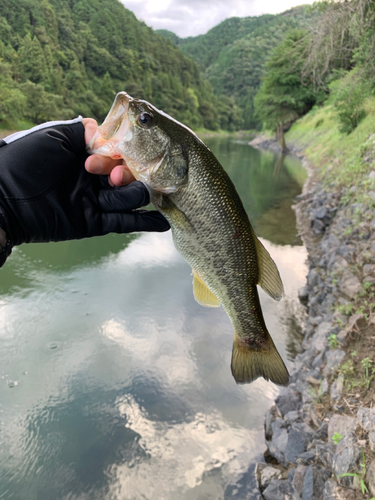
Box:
[254, 29, 321, 131]
[331, 432, 343, 445]
[158, 7, 317, 130]
[327, 333, 338, 349]
[328, 69, 371, 134]
[0, 0, 222, 129]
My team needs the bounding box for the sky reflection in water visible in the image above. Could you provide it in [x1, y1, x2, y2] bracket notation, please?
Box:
[0, 140, 307, 500]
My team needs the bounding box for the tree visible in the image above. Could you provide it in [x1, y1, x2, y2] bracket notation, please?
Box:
[254, 29, 319, 150]
[302, 0, 375, 87]
[19, 81, 70, 123]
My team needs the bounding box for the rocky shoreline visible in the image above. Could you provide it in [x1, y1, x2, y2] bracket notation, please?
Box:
[252, 136, 375, 499]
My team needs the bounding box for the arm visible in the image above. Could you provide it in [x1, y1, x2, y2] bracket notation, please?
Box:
[0, 118, 169, 266]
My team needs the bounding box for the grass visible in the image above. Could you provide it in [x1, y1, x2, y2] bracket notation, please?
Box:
[286, 97, 375, 189]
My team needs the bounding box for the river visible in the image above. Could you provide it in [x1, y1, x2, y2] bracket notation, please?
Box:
[0, 137, 307, 500]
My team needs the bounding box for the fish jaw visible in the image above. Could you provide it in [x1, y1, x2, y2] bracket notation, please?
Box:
[88, 92, 187, 193]
[88, 92, 134, 160]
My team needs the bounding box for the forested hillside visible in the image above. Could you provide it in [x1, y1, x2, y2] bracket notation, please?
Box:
[0, 0, 240, 130]
[157, 6, 317, 129]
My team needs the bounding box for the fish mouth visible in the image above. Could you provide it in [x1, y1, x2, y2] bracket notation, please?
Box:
[87, 92, 133, 158]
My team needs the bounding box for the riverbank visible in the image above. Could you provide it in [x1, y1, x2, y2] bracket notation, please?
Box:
[252, 101, 375, 499]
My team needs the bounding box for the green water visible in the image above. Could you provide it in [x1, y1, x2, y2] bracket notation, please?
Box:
[0, 138, 307, 500]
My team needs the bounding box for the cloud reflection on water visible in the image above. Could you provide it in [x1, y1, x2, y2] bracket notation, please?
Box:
[0, 226, 307, 499]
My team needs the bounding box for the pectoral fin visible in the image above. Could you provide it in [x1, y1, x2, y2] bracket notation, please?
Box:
[153, 194, 192, 231]
[192, 270, 221, 308]
[250, 227, 284, 301]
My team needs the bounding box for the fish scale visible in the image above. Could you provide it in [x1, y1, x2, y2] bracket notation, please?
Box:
[89, 92, 289, 386]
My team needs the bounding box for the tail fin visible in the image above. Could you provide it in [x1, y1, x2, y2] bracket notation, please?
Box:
[231, 330, 289, 386]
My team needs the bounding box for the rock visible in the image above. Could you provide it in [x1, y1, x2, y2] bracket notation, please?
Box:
[291, 465, 308, 499]
[302, 465, 331, 500]
[363, 263, 375, 275]
[323, 350, 346, 377]
[367, 459, 375, 496]
[357, 406, 375, 431]
[284, 410, 301, 424]
[321, 378, 329, 395]
[265, 405, 279, 440]
[328, 414, 357, 441]
[308, 269, 320, 288]
[346, 313, 366, 332]
[259, 465, 283, 490]
[284, 423, 316, 464]
[296, 450, 317, 466]
[336, 330, 350, 346]
[275, 387, 302, 417]
[263, 479, 293, 500]
[298, 285, 309, 305]
[329, 255, 349, 272]
[369, 431, 375, 452]
[338, 270, 361, 299]
[310, 322, 332, 354]
[267, 419, 289, 465]
[316, 442, 335, 469]
[312, 218, 326, 234]
[330, 376, 344, 401]
[322, 479, 351, 500]
[333, 434, 361, 486]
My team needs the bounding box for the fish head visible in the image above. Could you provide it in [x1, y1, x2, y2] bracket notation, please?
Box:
[89, 91, 193, 193]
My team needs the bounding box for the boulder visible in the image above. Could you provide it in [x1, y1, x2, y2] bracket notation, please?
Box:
[357, 406, 375, 432]
[323, 350, 346, 377]
[259, 465, 282, 490]
[275, 387, 302, 417]
[302, 465, 331, 500]
[338, 270, 361, 299]
[263, 479, 293, 500]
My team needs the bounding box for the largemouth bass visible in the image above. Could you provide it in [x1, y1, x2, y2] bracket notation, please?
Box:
[89, 92, 289, 386]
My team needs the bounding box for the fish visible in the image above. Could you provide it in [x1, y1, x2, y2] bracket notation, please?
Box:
[89, 92, 289, 386]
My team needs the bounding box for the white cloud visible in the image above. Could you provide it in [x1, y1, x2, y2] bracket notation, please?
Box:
[121, 0, 316, 37]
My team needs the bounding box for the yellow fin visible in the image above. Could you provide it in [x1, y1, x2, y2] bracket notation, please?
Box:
[231, 332, 289, 386]
[250, 226, 284, 301]
[192, 270, 221, 308]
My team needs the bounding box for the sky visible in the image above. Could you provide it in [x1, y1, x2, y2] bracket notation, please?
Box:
[121, 0, 316, 38]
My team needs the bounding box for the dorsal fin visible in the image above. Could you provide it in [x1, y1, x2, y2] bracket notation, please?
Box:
[192, 270, 221, 308]
[250, 227, 284, 301]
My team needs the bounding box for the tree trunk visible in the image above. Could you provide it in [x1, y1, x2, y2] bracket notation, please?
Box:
[277, 122, 286, 152]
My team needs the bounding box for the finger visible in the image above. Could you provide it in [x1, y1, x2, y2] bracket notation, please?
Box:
[101, 210, 170, 234]
[109, 165, 136, 186]
[82, 118, 98, 146]
[85, 154, 122, 175]
[99, 181, 150, 212]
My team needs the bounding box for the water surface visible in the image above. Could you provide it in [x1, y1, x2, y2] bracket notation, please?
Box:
[0, 138, 307, 500]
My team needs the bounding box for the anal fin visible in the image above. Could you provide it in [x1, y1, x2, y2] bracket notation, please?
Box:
[192, 270, 221, 308]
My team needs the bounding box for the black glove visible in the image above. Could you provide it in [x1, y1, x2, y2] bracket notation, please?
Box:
[0, 119, 169, 266]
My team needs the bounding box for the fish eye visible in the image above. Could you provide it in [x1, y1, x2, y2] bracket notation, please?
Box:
[138, 112, 153, 128]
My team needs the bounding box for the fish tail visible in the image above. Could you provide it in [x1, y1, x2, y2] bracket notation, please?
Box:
[231, 328, 289, 386]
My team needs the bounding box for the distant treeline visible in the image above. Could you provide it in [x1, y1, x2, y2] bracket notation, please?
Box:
[1, 0, 372, 134]
[157, 6, 317, 130]
[0, 0, 241, 130]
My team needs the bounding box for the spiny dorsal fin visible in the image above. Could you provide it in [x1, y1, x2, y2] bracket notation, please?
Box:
[250, 226, 284, 301]
[192, 270, 221, 308]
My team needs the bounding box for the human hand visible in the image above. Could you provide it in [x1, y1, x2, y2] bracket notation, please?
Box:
[0, 118, 170, 266]
[83, 118, 135, 187]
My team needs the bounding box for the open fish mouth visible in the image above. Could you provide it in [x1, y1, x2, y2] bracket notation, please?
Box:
[87, 92, 133, 158]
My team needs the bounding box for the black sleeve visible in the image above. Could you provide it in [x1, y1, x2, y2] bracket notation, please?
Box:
[0, 120, 169, 266]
